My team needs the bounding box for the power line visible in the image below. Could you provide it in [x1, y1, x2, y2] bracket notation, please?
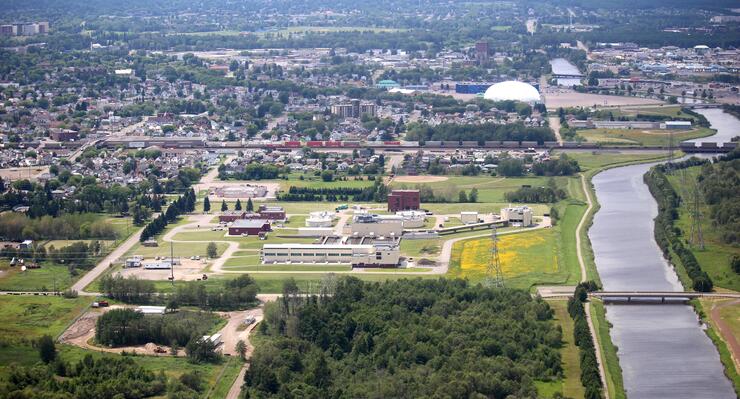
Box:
[485, 225, 504, 289]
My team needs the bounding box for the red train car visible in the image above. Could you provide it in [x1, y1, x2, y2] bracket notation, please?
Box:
[324, 141, 342, 147]
[284, 141, 301, 148]
[307, 141, 324, 148]
[383, 141, 401, 146]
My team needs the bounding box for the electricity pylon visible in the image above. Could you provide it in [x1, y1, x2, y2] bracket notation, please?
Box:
[485, 226, 505, 288]
[689, 183, 705, 250]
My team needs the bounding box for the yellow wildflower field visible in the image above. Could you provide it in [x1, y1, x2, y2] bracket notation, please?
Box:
[447, 228, 560, 288]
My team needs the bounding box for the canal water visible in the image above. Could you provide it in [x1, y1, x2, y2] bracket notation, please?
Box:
[687, 108, 740, 144]
[589, 110, 740, 398]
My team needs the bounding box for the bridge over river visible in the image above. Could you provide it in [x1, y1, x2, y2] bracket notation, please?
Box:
[590, 291, 740, 303]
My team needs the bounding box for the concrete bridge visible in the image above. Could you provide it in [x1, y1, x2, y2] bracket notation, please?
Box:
[687, 103, 723, 109]
[590, 291, 740, 303]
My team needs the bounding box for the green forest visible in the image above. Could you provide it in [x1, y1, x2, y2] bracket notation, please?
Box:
[244, 278, 565, 398]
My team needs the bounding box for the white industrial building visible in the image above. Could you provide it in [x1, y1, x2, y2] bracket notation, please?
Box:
[460, 211, 480, 224]
[396, 210, 427, 228]
[261, 243, 400, 267]
[306, 211, 335, 227]
[136, 306, 166, 314]
[347, 214, 404, 237]
[500, 206, 533, 226]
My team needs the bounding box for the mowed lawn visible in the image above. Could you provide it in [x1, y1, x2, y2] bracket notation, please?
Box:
[667, 167, 740, 291]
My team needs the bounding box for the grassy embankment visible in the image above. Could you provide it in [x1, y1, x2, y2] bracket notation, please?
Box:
[566, 151, 673, 399]
[694, 299, 740, 397]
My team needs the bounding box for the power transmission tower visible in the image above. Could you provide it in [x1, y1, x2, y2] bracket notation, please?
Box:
[485, 226, 505, 288]
[689, 182, 705, 250]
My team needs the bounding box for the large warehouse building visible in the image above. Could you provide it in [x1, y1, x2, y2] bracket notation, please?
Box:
[348, 214, 404, 237]
[261, 243, 400, 267]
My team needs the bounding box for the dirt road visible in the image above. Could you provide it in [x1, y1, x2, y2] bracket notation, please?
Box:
[710, 299, 740, 371]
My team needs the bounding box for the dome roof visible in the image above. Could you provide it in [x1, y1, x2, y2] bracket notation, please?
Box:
[483, 81, 541, 103]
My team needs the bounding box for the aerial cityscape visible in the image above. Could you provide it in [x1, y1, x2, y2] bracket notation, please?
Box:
[0, 0, 738, 398]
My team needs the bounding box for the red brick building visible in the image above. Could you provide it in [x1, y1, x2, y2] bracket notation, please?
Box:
[257, 205, 286, 220]
[228, 219, 272, 236]
[219, 211, 260, 223]
[387, 190, 420, 212]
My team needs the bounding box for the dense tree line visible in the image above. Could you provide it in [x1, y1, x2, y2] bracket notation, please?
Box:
[140, 189, 195, 242]
[0, 213, 117, 242]
[100, 274, 259, 311]
[0, 352, 211, 399]
[245, 277, 563, 398]
[532, 154, 581, 176]
[645, 160, 714, 291]
[218, 164, 284, 180]
[352, 179, 389, 202]
[505, 185, 566, 204]
[96, 309, 221, 349]
[405, 122, 555, 144]
[697, 151, 740, 244]
[278, 186, 364, 202]
[567, 283, 604, 399]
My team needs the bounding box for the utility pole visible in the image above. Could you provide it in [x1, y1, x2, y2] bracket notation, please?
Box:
[485, 226, 504, 288]
[170, 240, 174, 285]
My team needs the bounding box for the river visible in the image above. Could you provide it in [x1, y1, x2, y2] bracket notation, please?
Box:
[589, 110, 740, 398]
[550, 58, 583, 86]
[591, 163, 735, 398]
[686, 108, 740, 144]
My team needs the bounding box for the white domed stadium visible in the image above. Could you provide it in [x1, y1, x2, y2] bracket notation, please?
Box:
[483, 81, 541, 103]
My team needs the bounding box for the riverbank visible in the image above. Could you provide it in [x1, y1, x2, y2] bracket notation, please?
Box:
[566, 151, 673, 399]
[589, 159, 735, 398]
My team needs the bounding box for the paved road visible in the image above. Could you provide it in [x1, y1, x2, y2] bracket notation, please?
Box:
[71, 225, 146, 293]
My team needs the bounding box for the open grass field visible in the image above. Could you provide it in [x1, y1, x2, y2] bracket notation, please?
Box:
[563, 151, 669, 171]
[446, 228, 564, 289]
[536, 300, 585, 398]
[0, 262, 80, 292]
[391, 175, 569, 203]
[577, 127, 714, 146]
[0, 296, 91, 374]
[125, 238, 229, 259]
[667, 167, 740, 292]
